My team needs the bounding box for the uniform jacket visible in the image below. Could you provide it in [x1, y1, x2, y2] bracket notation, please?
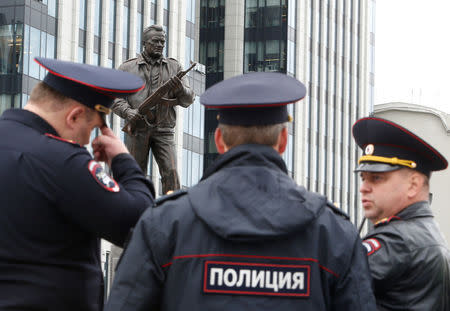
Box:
[112, 54, 194, 130]
[363, 201, 450, 311]
[105, 144, 376, 311]
[0, 109, 155, 311]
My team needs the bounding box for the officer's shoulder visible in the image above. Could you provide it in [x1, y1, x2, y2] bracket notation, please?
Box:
[154, 189, 188, 208]
[44, 133, 81, 149]
[325, 200, 350, 220]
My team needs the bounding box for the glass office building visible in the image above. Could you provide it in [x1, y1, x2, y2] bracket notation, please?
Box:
[200, 0, 375, 225]
[0, 0, 57, 114]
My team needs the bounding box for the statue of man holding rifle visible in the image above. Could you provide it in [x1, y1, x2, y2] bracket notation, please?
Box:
[113, 25, 195, 194]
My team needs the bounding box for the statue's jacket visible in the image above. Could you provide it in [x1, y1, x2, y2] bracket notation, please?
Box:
[105, 144, 376, 311]
[112, 54, 194, 131]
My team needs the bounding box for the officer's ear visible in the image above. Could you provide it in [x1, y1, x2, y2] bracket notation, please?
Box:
[65, 105, 85, 129]
[407, 170, 428, 200]
[275, 127, 288, 155]
[214, 127, 228, 154]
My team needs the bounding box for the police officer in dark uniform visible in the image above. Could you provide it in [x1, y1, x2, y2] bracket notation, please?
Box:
[0, 58, 155, 311]
[353, 117, 450, 310]
[105, 73, 376, 311]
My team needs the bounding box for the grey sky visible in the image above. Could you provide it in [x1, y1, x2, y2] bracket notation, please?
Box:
[375, 0, 450, 113]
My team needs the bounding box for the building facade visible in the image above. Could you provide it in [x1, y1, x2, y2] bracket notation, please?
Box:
[200, 0, 375, 225]
[375, 102, 450, 243]
[0, 0, 375, 296]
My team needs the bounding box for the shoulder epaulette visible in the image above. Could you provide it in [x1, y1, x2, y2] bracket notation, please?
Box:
[326, 201, 350, 220]
[45, 133, 80, 146]
[153, 189, 188, 208]
[374, 215, 401, 227]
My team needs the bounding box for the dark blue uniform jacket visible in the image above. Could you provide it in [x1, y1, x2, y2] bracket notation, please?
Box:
[0, 109, 154, 311]
[105, 144, 376, 310]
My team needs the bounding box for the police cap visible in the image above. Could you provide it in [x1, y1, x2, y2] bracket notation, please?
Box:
[200, 72, 306, 126]
[352, 117, 448, 175]
[35, 57, 144, 117]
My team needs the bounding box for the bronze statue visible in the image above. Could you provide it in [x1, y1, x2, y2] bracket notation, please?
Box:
[112, 25, 195, 194]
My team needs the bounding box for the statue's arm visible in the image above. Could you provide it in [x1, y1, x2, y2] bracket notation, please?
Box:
[167, 60, 194, 108]
[176, 74, 195, 108]
[112, 97, 136, 121]
[112, 63, 138, 120]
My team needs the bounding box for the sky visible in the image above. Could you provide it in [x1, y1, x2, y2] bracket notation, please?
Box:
[375, 0, 450, 113]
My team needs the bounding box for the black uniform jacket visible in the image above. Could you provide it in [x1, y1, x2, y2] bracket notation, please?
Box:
[363, 201, 450, 311]
[0, 109, 154, 311]
[105, 144, 376, 311]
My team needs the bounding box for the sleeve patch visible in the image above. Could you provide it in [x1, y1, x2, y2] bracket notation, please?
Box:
[362, 238, 381, 256]
[88, 160, 120, 192]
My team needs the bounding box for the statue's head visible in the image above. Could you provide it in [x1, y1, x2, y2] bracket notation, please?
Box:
[142, 25, 166, 58]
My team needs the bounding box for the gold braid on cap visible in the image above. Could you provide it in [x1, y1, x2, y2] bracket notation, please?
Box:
[358, 155, 417, 169]
[95, 104, 111, 114]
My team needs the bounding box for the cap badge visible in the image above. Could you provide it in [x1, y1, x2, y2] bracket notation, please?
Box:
[365, 144, 374, 155]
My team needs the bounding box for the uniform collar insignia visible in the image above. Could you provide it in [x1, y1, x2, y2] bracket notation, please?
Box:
[374, 215, 401, 227]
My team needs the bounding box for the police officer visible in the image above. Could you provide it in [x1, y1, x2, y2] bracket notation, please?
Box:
[0, 58, 155, 311]
[353, 117, 450, 310]
[105, 72, 376, 311]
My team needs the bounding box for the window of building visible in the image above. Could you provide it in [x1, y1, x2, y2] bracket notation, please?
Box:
[122, 0, 130, 61]
[109, 0, 116, 43]
[244, 0, 288, 73]
[0, 20, 23, 75]
[186, 0, 195, 23]
[185, 37, 195, 71]
[136, 0, 143, 55]
[94, 0, 102, 37]
[108, 0, 116, 67]
[150, 0, 156, 25]
[200, 0, 225, 29]
[78, 0, 87, 63]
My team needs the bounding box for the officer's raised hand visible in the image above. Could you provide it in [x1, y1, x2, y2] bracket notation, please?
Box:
[92, 126, 129, 167]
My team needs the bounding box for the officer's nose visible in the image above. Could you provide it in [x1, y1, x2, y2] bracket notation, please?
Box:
[359, 179, 370, 194]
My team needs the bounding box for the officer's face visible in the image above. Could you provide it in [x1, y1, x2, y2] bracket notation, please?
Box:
[359, 170, 411, 223]
[143, 30, 165, 58]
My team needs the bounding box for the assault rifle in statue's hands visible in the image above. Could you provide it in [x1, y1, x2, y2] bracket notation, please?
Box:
[122, 61, 197, 135]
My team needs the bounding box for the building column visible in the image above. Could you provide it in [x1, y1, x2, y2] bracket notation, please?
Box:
[58, 0, 78, 61]
[223, 0, 244, 79]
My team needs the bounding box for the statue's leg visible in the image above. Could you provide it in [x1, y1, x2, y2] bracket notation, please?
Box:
[149, 131, 180, 194]
[124, 131, 151, 176]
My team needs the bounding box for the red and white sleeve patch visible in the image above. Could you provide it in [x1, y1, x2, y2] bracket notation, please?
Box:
[88, 160, 120, 192]
[362, 238, 381, 256]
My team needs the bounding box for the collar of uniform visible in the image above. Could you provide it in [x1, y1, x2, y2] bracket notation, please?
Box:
[138, 52, 167, 66]
[1, 109, 59, 136]
[396, 201, 433, 220]
[200, 144, 288, 181]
